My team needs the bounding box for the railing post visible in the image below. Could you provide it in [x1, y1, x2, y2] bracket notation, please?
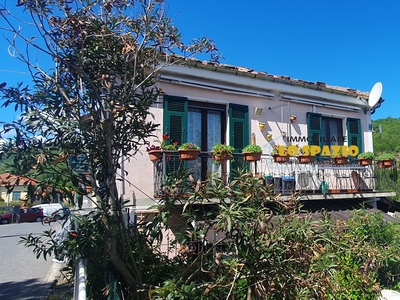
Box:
[73, 256, 87, 300]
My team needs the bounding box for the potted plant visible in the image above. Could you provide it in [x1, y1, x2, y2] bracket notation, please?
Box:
[146, 145, 162, 162]
[357, 151, 375, 166]
[211, 143, 235, 162]
[272, 145, 289, 163]
[242, 144, 262, 162]
[297, 145, 314, 164]
[147, 133, 178, 162]
[332, 147, 348, 165]
[178, 143, 201, 161]
[376, 153, 396, 168]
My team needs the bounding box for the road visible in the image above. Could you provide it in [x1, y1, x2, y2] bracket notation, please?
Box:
[0, 221, 62, 300]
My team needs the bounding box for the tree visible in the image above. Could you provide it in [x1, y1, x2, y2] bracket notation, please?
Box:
[0, 0, 217, 298]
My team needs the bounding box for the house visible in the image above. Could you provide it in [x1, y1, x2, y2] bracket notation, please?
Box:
[0, 173, 64, 206]
[122, 58, 396, 213]
[0, 173, 39, 206]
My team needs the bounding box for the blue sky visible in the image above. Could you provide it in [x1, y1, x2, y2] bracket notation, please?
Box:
[165, 0, 400, 121]
[1, 0, 399, 123]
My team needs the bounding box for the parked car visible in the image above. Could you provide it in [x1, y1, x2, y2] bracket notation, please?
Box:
[32, 203, 66, 220]
[0, 207, 44, 224]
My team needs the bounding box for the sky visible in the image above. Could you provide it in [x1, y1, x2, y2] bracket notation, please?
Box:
[1, 0, 399, 123]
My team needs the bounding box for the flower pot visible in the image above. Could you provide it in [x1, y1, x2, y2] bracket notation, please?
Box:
[297, 155, 314, 164]
[358, 158, 373, 166]
[273, 155, 289, 163]
[377, 159, 395, 169]
[213, 153, 231, 162]
[333, 157, 348, 165]
[243, 152, 262, 162]
[148, 150, 162, 162]
[178, 149, 200, 161]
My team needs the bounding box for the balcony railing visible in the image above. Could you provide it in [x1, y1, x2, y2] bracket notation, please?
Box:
[152, 152, 397, 199]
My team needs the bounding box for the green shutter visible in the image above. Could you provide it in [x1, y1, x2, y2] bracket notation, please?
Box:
[347, 118, 362, 151]
[307, 112, 322, 147]
[163, 95, 188, 144]
[229, 104, 249, 152]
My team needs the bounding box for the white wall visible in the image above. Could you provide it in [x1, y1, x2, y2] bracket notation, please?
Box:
[122, 67, 371, 210]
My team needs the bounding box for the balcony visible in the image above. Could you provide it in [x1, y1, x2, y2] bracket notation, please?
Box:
[151, 152, 397, 200]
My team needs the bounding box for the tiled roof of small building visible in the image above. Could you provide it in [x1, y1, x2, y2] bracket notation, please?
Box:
[172, 56, 371, 99]
[0, 173, 38, 187]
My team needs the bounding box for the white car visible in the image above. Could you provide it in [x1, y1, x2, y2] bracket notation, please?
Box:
[32, 203, 66, 220]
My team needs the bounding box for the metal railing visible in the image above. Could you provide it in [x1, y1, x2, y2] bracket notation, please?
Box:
[73, 257, 87, 300]
[152, 152, 397, 198]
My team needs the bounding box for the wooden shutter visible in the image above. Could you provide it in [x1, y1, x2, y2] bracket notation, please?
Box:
[307, 112, 322, 147]
[229, 104, 249, 152]
[347, 118, 362, 151]
[163, 95, 188, 144]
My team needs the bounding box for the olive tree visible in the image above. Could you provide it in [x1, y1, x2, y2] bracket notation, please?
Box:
[0, 0, 217, 298]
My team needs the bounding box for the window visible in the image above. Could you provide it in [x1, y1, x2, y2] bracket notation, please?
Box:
[307, 113, 361, 151]
[12, 191, 21, 201]
[163, 96, 249, 180]
[347, 118, 362, 151]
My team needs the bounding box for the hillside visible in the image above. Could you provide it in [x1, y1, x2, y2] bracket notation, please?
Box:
[372, 117, 400, 155]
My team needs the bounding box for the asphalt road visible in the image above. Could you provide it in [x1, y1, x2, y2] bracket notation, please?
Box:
[0, 221, 62, 300]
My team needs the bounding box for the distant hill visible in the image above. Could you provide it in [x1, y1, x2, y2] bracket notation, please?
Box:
[372, 117, 400, 155]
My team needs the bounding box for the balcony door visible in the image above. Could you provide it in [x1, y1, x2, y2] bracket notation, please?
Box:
[164, 96, 225, 180]
[164, 96, 249, 181]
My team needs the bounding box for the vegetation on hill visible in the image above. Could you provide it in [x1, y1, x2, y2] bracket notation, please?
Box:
[373, 117, 400, 155]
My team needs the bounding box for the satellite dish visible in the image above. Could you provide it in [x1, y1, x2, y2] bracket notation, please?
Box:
[368, 82, 383, 108]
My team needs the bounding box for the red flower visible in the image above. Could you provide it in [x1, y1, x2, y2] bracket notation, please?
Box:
[174, 142, 178, 146]
[70, 232, 78, 238]
[162, 134, 169, 140]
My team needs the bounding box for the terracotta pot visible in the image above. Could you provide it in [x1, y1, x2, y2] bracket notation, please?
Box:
[377, 159, 395, 169]
[243, 152, 262, 162]
[333, 157, 348, 165]
[297, 155, 314, 164]
[213, 153, 231, 162]
[273, 155, 289, 163]
[358, 158, 373, 166]
[178, 149, 200, 161]
[148, 150, 162, 162]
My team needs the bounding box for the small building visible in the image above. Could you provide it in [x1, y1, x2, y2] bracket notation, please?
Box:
[123, 59, 395, 212]
[0, 173, 39, 206]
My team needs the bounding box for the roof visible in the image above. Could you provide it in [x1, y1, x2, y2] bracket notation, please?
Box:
[300, 199, 399, 223]
[0, 173, 38, 187]
[169, 56, 372, 99]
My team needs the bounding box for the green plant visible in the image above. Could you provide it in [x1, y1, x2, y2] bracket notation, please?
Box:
[358, 151, 375, 159]
[178, 143, 200, 150]
[211, 143, 235, 158]
[160, 134, 178, 151]
[147, 133, 178, 151]
[331, 146, 347, 157]
[242, 144, 262, 153]
[376, 153, 396, 160]
[0, 0, 218, 297]
[272, 144, 287, 155]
